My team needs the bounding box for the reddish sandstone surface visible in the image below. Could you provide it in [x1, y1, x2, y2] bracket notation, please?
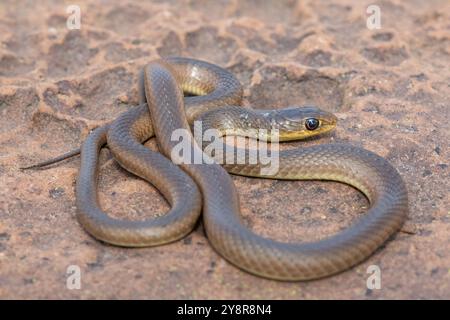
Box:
[0, 0, 449, 299]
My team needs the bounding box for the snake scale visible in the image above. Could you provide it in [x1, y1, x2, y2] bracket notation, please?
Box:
[25, 57, 408, 280]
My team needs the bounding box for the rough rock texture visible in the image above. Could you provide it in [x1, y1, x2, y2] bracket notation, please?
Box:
[0, 0, 449, 299]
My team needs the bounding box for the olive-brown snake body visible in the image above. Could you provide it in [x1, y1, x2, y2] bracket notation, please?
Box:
[25, 57, 408, 280]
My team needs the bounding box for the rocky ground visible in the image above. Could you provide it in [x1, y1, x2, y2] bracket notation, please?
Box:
[0, 0, 449, 299]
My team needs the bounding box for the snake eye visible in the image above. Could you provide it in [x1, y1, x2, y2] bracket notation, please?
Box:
[305, 118, 319, 130]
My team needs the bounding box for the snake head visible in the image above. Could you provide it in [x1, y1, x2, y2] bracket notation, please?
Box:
[268, 106, 337, 141]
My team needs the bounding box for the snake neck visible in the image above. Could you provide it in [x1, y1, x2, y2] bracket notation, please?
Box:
[196, 106, 279, 142]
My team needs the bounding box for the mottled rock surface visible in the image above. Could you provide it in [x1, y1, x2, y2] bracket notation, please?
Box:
[0, 0, 449, 299]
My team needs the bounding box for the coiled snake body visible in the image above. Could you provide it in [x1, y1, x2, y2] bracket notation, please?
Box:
[27, 57, 408, 280]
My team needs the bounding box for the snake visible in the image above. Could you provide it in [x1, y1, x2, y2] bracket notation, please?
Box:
[24, 57, 408, 280]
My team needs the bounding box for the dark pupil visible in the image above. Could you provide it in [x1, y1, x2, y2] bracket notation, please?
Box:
[305, 118, 319, 130]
